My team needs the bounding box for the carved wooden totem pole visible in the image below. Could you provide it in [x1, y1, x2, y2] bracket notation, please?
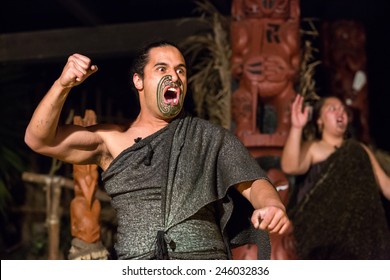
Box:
[68, 110, 108, 260]
[230, 0, 300, 260]
[231, 0, 300, 148]
[322, 20, 370, 144]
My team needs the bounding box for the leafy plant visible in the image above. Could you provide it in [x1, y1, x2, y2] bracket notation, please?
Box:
[0, 64, 29, 215]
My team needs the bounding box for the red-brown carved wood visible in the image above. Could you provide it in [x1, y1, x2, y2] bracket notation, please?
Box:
[68, 110, 108, 259]
[322, 20, 370, 144]
[230, 0, 300, 260]
[70, 110, 101, 243]
[231, 0, 300, 149]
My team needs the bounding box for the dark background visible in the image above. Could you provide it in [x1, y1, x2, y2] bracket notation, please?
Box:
[1, 0, 389, 259]
[0, 0, 386, 34]
[1, 0, 389, 149]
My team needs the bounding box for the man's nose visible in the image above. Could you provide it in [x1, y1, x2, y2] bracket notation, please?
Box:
[170, 72, 179, 82]
[168, 69, 181, 83]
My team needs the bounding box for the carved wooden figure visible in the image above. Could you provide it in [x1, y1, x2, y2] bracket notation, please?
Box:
[231, 0, 300, 147]
[322, 20, 370, 143]
[230, 0, 300, 260]
[68, 110, 108, 259]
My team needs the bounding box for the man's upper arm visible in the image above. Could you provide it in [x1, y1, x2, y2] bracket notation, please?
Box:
[34, 124, 106, 165]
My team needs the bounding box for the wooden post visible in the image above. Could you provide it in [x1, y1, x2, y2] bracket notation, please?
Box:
[230, 0, 301, 260]
[322, 19, 370, 144]
[22, 171, 111, 260]
[68, 110, 109, 260]
[22, 172, 67, 259]
[231, 0, 300, 148]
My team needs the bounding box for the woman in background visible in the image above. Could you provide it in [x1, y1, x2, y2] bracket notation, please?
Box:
[281, 94, 390, 259]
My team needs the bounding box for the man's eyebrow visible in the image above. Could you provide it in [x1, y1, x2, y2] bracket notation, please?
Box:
[154, 62, 168, 67]
[153, 62, 187, 69]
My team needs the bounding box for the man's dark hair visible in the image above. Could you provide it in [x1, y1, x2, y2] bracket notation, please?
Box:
[131, 40, 184, 79]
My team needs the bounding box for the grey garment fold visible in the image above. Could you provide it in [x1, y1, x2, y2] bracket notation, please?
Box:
[102, 113, 271, 259]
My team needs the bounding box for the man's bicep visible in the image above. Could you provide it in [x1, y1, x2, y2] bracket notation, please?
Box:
[43, 124, 104, 164]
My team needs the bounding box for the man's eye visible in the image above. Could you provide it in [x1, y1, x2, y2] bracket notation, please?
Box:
[176, 69, 185, 75]
[157, 67, 165, 72]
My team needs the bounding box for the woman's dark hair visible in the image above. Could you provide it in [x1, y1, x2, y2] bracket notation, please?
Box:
[131, 40, 184, 79]
[310, 98, 326, 140]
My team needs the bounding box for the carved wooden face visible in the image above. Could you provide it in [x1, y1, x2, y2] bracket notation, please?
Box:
[242, 0, 290, 18]
[331, 21, 366, 52]
[328, 20, 367, 71]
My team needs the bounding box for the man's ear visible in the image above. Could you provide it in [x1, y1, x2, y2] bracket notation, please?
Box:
[133, 73, 143, 90]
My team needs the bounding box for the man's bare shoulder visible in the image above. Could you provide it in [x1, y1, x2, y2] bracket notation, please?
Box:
[86, 122, 134, 170]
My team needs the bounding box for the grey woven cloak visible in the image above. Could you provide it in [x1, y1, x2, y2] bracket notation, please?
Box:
[288, 139, 390, 259]
[102, 114, 271, 259]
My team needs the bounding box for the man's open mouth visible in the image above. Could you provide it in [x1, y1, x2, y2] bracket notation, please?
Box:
[164, 86, 180, 106]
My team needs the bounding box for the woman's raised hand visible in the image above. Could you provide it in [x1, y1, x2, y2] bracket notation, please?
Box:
[291, 94, 310, 129]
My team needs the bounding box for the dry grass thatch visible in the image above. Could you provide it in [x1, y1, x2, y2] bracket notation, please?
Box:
[180, 0, 232, 129]
[299, 18, 321, 103]
[181, 6, 322, 132]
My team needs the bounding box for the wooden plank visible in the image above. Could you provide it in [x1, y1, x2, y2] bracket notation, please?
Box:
[0, 18, 208, 63]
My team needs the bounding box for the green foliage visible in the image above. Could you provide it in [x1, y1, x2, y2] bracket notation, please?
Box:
[0, 65, 29, 214]
[0, 146, 24, 210]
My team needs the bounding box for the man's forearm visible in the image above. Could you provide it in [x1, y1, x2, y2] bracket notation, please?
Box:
[249, 179, 285, 210]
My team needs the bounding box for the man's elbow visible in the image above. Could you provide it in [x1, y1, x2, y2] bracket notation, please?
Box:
[24, 129, 46, 154]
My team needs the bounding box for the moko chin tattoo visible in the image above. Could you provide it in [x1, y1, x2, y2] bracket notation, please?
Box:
[156, 75, 185, 117]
